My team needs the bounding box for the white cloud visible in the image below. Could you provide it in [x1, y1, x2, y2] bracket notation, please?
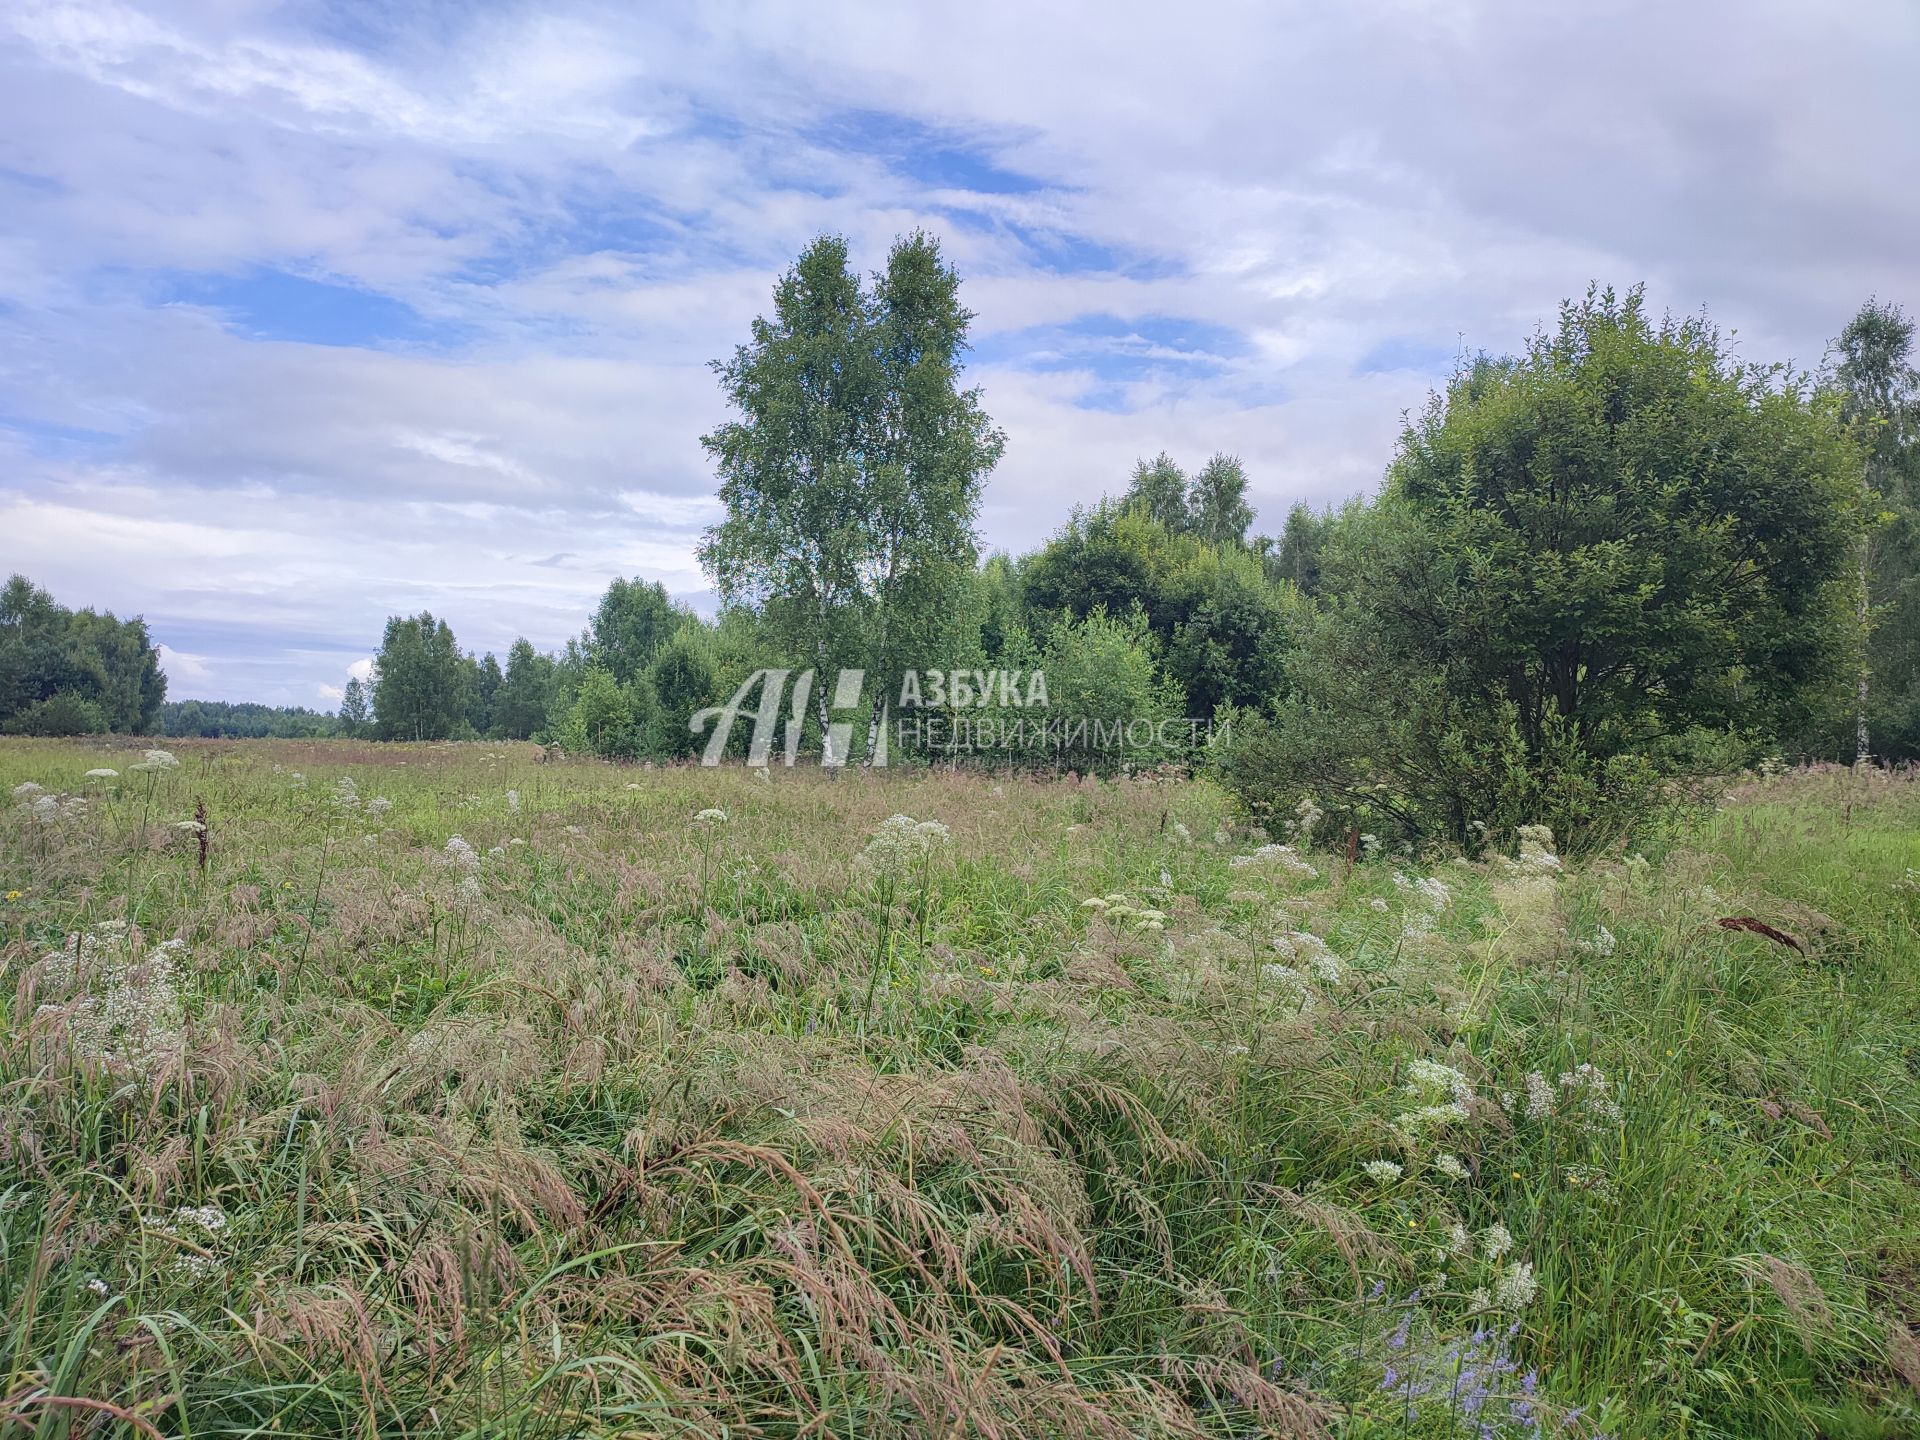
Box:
[155, 643, 211, 682]
[1, 0, 1916, 703]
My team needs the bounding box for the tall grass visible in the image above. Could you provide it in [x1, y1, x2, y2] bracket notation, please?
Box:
[0, 740, 1915, 1438]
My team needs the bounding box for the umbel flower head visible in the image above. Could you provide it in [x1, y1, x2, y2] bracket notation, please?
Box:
[132, 749, 180, 773]
[37, 928, 186, 1077]
[856, 814, 951, 880]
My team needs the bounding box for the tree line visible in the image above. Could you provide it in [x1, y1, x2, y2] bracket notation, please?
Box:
[6, 233, 1917, 850]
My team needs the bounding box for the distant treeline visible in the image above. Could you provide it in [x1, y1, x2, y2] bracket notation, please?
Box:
[160, 699, 340, 739]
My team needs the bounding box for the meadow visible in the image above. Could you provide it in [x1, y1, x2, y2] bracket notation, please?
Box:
[1, 738, 1917, 1439]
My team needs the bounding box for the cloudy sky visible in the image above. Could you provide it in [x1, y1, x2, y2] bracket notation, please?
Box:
[2, 0, 1916, 706]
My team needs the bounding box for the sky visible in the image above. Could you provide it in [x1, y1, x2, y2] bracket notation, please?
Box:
[2, 1, 1917, 707]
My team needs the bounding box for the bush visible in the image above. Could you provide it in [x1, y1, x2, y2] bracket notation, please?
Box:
[1221, 287, 1860, 853]
[3, 690, 107, 737]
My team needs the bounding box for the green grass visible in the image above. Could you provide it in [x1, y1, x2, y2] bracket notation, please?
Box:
[1, 738, 1916, 1438]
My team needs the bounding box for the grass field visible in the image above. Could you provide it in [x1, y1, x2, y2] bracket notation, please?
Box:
[2, 739, 1917, 1439]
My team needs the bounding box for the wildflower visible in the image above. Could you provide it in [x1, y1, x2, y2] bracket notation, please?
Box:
[1292, 795, 1324, 843]
[1522, 1070, 1555, 1121]
[1406, 1059, 1474, 1105]
[1433, 1153, 1469, 1181]
[1558, 1062, 1624, 1127]
[12, 781, 43, 798]
[366, 796, 392, 819]
[1086, 892, 1167, 931]
[1230, 843, 1318, 879]
[1361, 832, 1382, 858]
[4, 891, 21, 903]
[1447, 1223, 1472, 1258]
[1512, 824, 1562, 875]
[693, 807, 729, 825]
[133, 749, 180, 773]
[37, 931, 185, 1076]
[753, 765, 772, 783]
[1260, 963, 1310, 1005]
[1578, 924, 1617, 957]
[1492, 1260, 1539, 1310]
[83, 768, 119, 779]
[1362, 1160, 1404, 1183]
[443, 836, 479, 871]
[1480, 1223, 1513, 1261]
[856, 814, 951, 878]
[506, 789, 521, 814]
[1394, 871, 1453, 910]
[1171, 820, 1192, 844]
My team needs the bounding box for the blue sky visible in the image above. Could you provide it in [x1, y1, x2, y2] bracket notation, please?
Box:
[2, 0, 1917, 705]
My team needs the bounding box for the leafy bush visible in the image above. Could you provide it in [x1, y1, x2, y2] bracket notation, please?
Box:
[1222, 288, 1861, 852]
[2, 689, 107, 736]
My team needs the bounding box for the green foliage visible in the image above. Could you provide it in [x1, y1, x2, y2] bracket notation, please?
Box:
[1124, 452, 1191, 531]
[1264, 501, 1333, 594]
[0, 574, 166, 733]
[465, 651, 502, 738]
[647, 632, 716, 759]
[1226, 287, 1864, 849]
[491, 637, 556, 741]
[1187, 453, 1255, 547]
[1122, 451, 1255, 547]
[163, 699, 338, 739]
[555, 662, 655, 759]
[588, 577, 685, 684]
[371, 611, 468, 741]
[1022, 503, 1288, 716]
[1827, 297, 1920, 761]
[5, 689, 108, 736]
[699, 231, 1004, 759]
[1037, 608, 1187, 769]
[335, 676, 371, 738]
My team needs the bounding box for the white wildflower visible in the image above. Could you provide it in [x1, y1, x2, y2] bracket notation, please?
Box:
[506, 789, 521, 814]
[443, 836, 479, 870]
[38, 931, 185, 1076]
[1405, 1058, 1475, 1105]
[856, 814, 951, 878]
[1492, 1260, 1538, 1310]
[1292, 795, 1323, 844]
[1558, 1062, 1624, 1127]
[1513, 824, 1562, 876]
[132, 750, 179, 773]
[12, 781, 43, 798]
[1523, 1070, 1555, 1121]
[693, 807, 729, 825]
[366, 796, 392, 820]
[1361, 1160, 1403, 1183]
[1578, 924, 1617, 957]
[1230, 843, 1318, 879]
[83, 768, 118, 780]
[1433, 1153, 1469, 1181]
[1480, 1223, 1513, 1261]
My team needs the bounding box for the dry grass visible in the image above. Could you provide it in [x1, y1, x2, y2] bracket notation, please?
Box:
[0, 739, 1916, 1438]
